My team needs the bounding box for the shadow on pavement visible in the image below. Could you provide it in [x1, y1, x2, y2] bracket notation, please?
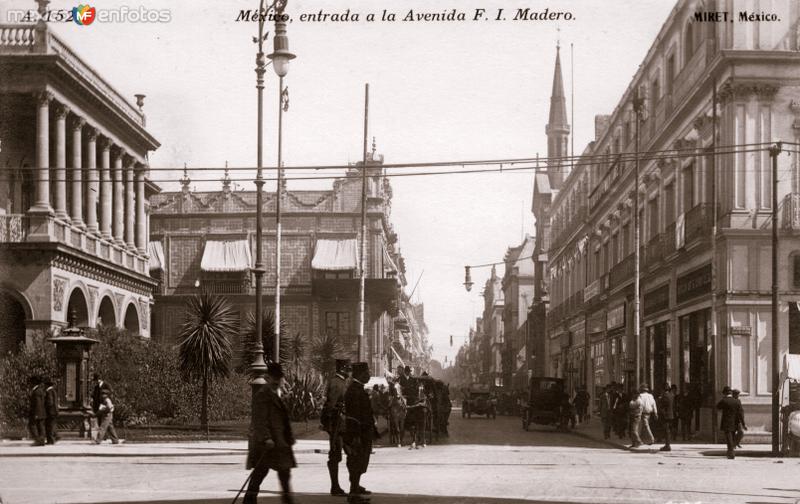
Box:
[89, 492, 577, 504]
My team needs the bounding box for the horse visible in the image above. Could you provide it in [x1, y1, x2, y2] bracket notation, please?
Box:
[388, 382, 406, 447]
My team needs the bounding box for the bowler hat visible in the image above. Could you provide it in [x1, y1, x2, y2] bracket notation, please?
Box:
[722, 385, 731, 395]
[266, 362, 285, 379]
[352, 362, 369, 378]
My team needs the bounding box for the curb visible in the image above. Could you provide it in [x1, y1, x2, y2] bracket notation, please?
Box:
[569, 428, 633, 452]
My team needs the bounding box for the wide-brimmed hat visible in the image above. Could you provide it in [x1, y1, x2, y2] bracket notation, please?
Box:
[266, 362, 285, 379]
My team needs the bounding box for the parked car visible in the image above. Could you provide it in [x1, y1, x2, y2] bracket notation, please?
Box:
[462, 384, 496, 419]
[522, 377, 570, 431]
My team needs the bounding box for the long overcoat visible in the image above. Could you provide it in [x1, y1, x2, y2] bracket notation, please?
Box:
[344, 380, 374, 476]
[247, 386, 297, 471]
[29, 385, 46, 421]
[716, 396, 743, 433]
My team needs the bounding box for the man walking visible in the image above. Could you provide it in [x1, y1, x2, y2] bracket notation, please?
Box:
[245, 363, 296, 504]
[344, 362, 376, 503]
[732, 389, 747, 448]
[574, 387, 590, 423]
[321, 359, 350, 497]
[94, 390, 119, 444]
[91, 374, 113, 414]
[44, 378, 59, 445]
[658, 383, 674, 452]
[677, 388, 693, 440]
[28, 376, 46, 446]
[716, 386, 743, 459]
[599, 384, 613, 440]
[637, 384, 658, 446]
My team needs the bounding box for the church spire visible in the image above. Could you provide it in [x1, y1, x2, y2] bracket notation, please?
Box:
[546, 44, 570, 189]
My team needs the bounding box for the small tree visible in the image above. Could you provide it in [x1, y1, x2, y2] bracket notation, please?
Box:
[177, 293, 236, 435]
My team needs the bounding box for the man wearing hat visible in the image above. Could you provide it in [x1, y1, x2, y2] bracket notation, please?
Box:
[321, 358, 351, 496]
[27, 375, 46, 446]
[245, 363, 296, 504]
[716, 385, 743, 459]
[344, 362, 375, 503]
[44, 377, 59, 445]
[637, 383, 657, 446]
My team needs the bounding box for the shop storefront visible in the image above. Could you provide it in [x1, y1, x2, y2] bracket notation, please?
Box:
[676, 264, 712, 403]
[606, 301, 627, 385]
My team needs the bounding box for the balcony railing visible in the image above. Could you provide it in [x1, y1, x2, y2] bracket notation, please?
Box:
[783, 193, 800, 230]
[202, 278, 251, 295]
[589, 156, 626, 212]
[608, 253, 634, 289]
[684, 203, 716, 244]
[0, 214, 28, 242]
[645, 233, 664, 267]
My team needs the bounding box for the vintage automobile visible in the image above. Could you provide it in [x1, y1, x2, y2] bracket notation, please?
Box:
[522, 376, 570, 431]
[462, 384, 496, 419]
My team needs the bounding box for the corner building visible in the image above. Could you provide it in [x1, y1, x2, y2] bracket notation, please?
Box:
[149, 150, 410, 376]
[0, 19, 160, 353]
[547, 0, 800, 435]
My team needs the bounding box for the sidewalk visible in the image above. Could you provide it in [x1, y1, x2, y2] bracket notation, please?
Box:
[570, 416, 776, 457]
[0, 438, 330, 457]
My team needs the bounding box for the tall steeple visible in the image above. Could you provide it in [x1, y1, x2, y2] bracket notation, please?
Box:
[546, 44, 570, 190]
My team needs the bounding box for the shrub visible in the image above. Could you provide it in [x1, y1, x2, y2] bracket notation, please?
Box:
[0, 333, 58, 433]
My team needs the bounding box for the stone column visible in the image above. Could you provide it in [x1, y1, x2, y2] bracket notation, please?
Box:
[124, 160, 135, 249]
[70, 116, 85, 228]
[135, 165, 146, 253]
[85, 128, 99, 233]
[99, 138, 112, 239]
[112, 148, 125, 245]
[31, 91, 53, 214]
[54, 102, 69, 220]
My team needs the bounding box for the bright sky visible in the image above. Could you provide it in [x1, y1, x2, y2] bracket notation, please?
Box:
[5, 0, 676, 366]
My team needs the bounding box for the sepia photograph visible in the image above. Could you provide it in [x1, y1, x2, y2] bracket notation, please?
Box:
[0, 0, 799, 503]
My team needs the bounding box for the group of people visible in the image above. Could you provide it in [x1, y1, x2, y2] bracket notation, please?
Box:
[27, 375, 58, 446]
[598, 381, 747, 458]
[244, 359, 377, 504]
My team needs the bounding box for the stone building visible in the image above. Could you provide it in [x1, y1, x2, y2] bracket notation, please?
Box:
[0, 16, 160, 354]
[547, 0, 800, 434]
[481, 265, 504, 387]
[502, 235, 536, 390]
[148, 148, 410, 376]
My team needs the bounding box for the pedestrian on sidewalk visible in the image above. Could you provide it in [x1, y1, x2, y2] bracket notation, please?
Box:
[573, 387, 590, 423]
[638, 384, 658, 446]
[320, 358, 350, 497]
[716, 385, 743, 459]
[613, 387, 629, 439]
[44, 377, 59, 445]
[599, 384, 613, 440]
[245, 362, 296, 504]
[658, 383, 674, 452]
[732, 389, 747, 448]
[344, 362, 376, 504]
[677, 388, 693, 441]
[91, 374, 113, 415]
[27, 375, 46, 446]
[628, 392, 643, 448]
[669, 384, 679, 434]
[94, 391, 119, 444]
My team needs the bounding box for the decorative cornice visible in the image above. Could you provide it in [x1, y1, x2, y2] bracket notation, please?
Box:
[718, 81, 779, 104]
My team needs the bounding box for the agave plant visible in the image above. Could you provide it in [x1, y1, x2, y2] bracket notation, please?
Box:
[281, 371, 325, 422]
[177, 293, 236, 435]
[284, 331, 307, 377]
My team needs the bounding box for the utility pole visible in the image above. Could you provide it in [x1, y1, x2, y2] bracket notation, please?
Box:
[632, 89, 644, 391]
[357, 84, 369, 363]
[770, 141, 782, 455]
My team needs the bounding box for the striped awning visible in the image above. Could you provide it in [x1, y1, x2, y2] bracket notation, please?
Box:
[200, 240, 252, 272]
[148, 241, 165, 271]
[311, 238, 359, 271]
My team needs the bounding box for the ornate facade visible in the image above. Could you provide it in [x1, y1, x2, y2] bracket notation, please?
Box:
[0, 15, 160, 352]
[547, 0, 800, 435]
[149, 149, 412, 376]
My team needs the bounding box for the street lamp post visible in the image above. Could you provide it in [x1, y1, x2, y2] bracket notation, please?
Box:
[632, 89, 644, 391]
[268, 7, 295, 364]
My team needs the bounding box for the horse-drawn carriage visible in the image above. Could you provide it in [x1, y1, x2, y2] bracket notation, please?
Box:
[387, 374, 451, 448]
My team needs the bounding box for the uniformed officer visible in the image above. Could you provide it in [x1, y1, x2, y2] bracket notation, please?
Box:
[321, 358, 351, 496]
[344, 362, 375, 503]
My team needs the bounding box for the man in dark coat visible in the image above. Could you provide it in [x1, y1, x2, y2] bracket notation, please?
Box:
[344, 362, 375, 504]
[91, 373, 113, 414]
[732, 389, 748, 448]
[321, 359, 350, 496]
[716, 385, 743, 459]
[28, 376, 46, 446]
[658, 382, 675, 452]
[245, 363, 296, 504]
[44, 378, 59, 445]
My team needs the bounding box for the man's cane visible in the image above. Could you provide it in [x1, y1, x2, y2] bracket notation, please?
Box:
[230, 450, 267, 504]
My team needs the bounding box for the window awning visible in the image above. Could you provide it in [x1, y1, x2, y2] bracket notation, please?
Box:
[200, 240, 252, 272]
[312, 238, 359, 271]
[148, 241, 165, 271]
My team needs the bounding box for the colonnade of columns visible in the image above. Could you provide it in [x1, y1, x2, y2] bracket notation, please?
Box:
[30, 91, 148, 255]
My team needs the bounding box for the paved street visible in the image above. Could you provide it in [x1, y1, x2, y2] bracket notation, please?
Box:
[1, 411, 799, 504]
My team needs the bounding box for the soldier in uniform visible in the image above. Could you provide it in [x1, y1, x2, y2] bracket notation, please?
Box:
[321, 358, 350, 496]
[245, 363, 296, 504]
[344, 362, 375, 503]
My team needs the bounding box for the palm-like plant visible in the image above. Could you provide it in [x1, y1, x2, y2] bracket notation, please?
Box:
[177, 293, 236, 435]
[240, 310, 288, 376]
[284, 331, 307, 377]
[309, 331, 347, 380]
